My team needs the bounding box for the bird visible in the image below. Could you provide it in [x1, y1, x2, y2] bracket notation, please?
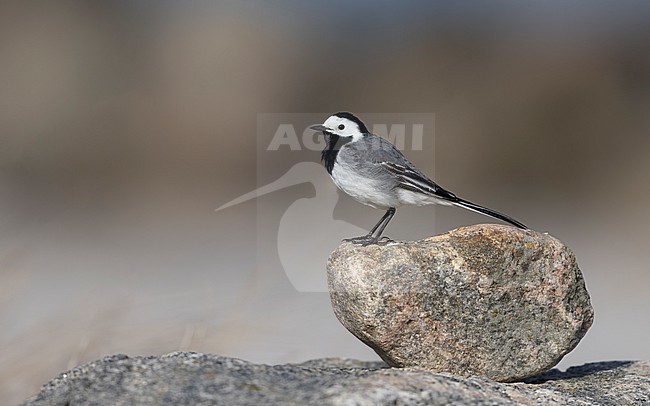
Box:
[309, 112, 527, 245]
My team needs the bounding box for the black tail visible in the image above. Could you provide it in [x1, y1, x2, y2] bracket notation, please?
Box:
[453, 198, 527, 229]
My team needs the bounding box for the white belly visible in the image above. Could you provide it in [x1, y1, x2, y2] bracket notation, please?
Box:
[330, 162, 396, 209]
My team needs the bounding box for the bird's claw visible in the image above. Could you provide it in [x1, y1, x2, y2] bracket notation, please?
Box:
[343, 235, 396, 246]
[370, 236, 395, 246]
[342, 235, 372, 244]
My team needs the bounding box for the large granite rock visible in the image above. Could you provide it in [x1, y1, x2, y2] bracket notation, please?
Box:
[24, 353, 649, 405]
[327, 224, 594, 381]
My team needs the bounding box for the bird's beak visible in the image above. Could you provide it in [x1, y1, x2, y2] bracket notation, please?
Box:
[309, 124, 329, 132]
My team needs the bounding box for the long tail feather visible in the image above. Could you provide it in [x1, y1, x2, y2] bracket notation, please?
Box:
[453, 198, 527, 229]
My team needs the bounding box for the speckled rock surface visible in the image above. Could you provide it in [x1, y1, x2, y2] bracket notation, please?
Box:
[24, 353, 649, 405]
[327, 224, 594, 381]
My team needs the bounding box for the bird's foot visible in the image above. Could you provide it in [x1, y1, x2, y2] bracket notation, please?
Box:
[373, 236, 396, 246]
[343, 235, 396, 246]
[343, 235, 373, 245]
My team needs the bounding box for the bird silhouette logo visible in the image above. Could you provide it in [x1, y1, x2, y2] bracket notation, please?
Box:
[215, 161, 366, 292]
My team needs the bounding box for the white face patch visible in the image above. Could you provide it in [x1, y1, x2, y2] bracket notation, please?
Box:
[322, 116, 365, 142]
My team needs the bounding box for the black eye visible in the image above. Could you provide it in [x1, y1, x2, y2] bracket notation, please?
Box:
[338, 124, 345, 130]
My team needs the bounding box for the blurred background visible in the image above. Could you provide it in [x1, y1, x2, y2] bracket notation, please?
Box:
[2, 1, 650, 403]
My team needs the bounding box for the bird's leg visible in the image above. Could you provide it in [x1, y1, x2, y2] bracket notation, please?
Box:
[344, 208, 396, 246]
[369, 208, 394, 235]
[367, 207, 396, 245]
[344, 210, 390, 243]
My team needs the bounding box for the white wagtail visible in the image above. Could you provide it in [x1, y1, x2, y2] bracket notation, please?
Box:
[310, 112, 527, 245]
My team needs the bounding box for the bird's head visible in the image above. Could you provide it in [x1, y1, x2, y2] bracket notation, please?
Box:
[309, 112, 368, 140]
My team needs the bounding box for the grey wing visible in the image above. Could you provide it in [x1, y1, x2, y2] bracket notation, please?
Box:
[360, 135, 458, 201]
[353, 135, 528, 229]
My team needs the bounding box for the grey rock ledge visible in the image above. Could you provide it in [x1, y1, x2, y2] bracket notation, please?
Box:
[24, 353, 650, 405]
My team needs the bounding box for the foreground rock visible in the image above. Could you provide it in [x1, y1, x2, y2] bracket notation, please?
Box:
[25, 353, 649, 405]
[328, 224, 594, 381]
